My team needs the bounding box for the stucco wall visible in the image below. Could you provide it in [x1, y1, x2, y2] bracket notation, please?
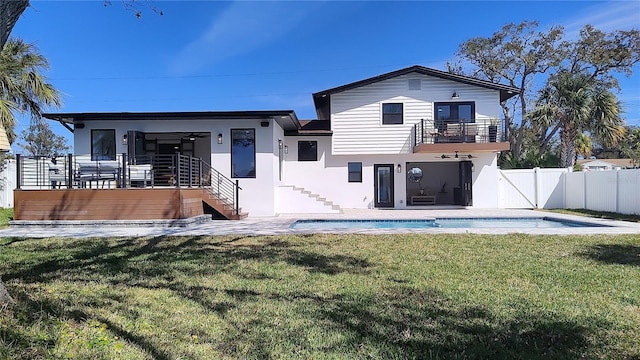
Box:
[280, 136, 499, 211]
[75, 118, 280, 217]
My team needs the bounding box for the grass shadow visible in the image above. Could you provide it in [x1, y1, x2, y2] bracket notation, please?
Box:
[580, 244, 640, 266]
[223, 286, 592, 359]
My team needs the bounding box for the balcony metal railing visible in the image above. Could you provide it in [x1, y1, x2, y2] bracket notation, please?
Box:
[15, 152, 241, 216]
[413, 118, 507, 147]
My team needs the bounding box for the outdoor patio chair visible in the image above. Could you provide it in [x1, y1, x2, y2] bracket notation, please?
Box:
[48, 162, 66, 189]
[445, 123, 461, 137]
[128, 164, 153, 187]
[464, 123, 478, 142]
[76, 160, 120, 188]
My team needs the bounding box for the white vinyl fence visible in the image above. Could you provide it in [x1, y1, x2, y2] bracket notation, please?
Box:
[499, 167, 640, 215]
[0, 159, 16, 208]
[498, 168, 569, 209]
[564, 169, 640, 215]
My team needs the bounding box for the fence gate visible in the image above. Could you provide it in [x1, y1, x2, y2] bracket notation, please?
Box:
[498, 168, 569, 209]
[499, 169, 537, 208]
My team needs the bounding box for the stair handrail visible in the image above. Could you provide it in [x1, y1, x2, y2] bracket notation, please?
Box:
[198, 158, 242, 215]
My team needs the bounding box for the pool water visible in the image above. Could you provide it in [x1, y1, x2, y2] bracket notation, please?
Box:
[290, 217, 607, 230]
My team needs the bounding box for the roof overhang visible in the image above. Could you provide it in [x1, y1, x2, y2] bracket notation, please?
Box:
[312, 65, 521, 109]
[285, 120, 333, 136]
[42, 110, 302, 132]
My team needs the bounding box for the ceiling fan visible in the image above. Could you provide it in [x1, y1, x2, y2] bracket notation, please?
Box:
[435, 151, 476, 159]
[182, 132, 207, 140]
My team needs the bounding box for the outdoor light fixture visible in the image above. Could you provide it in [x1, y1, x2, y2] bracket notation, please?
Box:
[217, 133, 223, 144]
[397, 164, 402, 173]
[122, 134, 127, 145]
[451, 91, 459, 99]
[284, 145, 288, 154]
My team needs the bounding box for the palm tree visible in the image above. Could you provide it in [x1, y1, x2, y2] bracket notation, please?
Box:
[575, 132, 592, 159]
[0, 38, 61, 144]
[529, 72, 625, 168]
[619, 126, 640, 167]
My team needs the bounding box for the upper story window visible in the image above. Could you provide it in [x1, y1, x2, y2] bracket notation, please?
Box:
[91, 129, 116, 161]
[231, 129, 256, 178]
[298, 141, 318, 161]
[382, 103, 403, 124]
[435, 102, 475, 122]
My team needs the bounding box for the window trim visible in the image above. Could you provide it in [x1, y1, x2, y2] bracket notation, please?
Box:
[91, 129, 116, 161]
[297, 140, 318, 162]
[382, 103, 404, 125]
[348, 162, 362, 183]
[231, 128, 256, 178]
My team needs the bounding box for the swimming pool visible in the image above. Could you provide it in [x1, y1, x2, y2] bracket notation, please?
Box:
[290, 217, 608, 230]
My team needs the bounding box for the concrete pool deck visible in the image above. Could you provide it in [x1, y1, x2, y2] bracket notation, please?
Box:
[2, 209, 640, 238]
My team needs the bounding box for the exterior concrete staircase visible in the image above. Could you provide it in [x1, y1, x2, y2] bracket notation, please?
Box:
[277, 185, 342, 214]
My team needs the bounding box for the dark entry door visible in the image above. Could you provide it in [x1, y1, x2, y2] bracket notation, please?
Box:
[127, 130, 146, 164]
[459, 161, 473, 206]
[374, 164, 394, 208]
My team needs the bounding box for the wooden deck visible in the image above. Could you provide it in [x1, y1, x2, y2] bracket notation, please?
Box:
[13, 188, 246, 221]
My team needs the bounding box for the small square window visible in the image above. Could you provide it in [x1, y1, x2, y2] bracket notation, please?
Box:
[382, 103, 403, 124]
[298, 141, 317, 161]
[348, 162, 362, 183]
[408, 79, 421, 90]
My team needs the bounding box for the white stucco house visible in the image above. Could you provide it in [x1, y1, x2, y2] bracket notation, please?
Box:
[15, 66, 519, 220]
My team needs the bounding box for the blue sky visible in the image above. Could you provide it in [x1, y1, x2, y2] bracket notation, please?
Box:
[11, 0, 640, 151]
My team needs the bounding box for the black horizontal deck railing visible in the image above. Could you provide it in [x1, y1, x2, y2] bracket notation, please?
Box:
[15, 152, 241, 215]
[413, 118, 507, 147]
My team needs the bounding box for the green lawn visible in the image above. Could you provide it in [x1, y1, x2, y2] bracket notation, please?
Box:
[543, 208, 640, 223]
[0, 208, 12, 228]
[1, 234, 639, 359]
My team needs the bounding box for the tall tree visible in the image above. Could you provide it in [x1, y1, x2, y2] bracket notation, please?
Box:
[18, 120, 69, 157]
[449, 21, 565, 160]
[529, 72, 625, 168]
[534, 26, 640, 158]
[0, 38, 61, 143]
[618, 126, 640, 167]
[567, 25, 640, 87]
[0, 0, 29, 50]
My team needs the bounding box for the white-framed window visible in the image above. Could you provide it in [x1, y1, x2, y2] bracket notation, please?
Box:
[382, 103, 403, 125]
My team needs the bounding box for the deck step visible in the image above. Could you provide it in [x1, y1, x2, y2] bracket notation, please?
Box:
[201, 188, 246, 220]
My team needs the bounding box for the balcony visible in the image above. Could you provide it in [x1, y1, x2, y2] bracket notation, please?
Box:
[413, 118, 510, 153]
